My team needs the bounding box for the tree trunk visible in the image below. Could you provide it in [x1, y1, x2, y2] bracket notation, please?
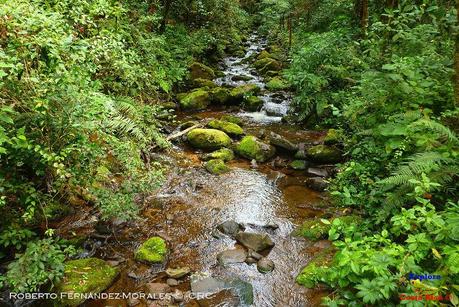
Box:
[354, 0, 369, 35]
[160, 0, 172, 33]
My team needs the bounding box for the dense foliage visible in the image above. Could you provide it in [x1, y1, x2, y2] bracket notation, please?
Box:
[257, 0, 459, 305]
[0, 0, 247, 293]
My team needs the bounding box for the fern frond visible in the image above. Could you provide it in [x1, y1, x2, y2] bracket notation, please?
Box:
[409, 119, 459, 145]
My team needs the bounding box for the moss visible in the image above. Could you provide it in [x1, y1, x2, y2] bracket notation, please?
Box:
[135, 237, 167, 263]
[266, 77, 290, 91]
[193, 78, 217, 89]
[253, 58, 282, 73]
[230, 84, 261, 103]
[210, 87, 231, 104]
[56, 258, 119, 306]
[257, 50, 271, 60]
[235, 135, 275, 162]
[189, 62, 215, 80]
[296, 247, 335, 288]
[243, 95, 264, 111]
[205, 159, 230, 175]
[290, 160, 308, 170]
[294, 219, 331, 240]
[307, 145, 342, 164]
[220, 114, 243, 126]
[44, 202, 71, 221]
[179, 89, 210, 110]
[187, 128, 232, 150]
[207, 120, 244, 136]
[202, 148, 235, 162]
[324, 129, 343, 145]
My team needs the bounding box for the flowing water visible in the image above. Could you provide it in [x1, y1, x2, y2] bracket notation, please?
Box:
[46, 34, 332, 307]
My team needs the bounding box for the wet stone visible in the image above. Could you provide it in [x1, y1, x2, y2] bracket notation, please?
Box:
[217, 220, 244, 237]
[217, 248, 247, 265]
[165, 267, 190, 279]
[145, 283, 171, 295]
[235, 232, 275, 252]
[257, 258, 275, 273]
[166, 278, 179, 286]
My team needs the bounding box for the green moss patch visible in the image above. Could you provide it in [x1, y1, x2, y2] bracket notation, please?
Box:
[187, 128, 232, 150]
[290, 160, 308, 170]
[179, 89, 210, 110]
[307, 145, 342, 164]
[235, 135, 275, 162]
[266, 77, 290, 91]
[220, 114, 243, 126]
[207, 120, 244, 136]
[202, 148, 235, 162]
[296, 248, 335, 288]
[205, 159, 230, 175]
[56, 258, 119, 306]
[135, 237, 167, 264]
[243, 96, 264, 111]
[189, 62, 215, 80]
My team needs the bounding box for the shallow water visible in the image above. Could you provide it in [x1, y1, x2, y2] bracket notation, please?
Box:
[50, 34, 331, 307]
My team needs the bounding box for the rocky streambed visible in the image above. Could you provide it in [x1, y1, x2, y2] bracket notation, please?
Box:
[30, 34, 348, 307]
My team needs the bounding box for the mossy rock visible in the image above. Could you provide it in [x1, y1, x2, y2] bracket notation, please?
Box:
[205, 159, 230, 175]
[189, 62, 215, 80]
[210, 87, 231, 104]
[296, 248, 335, 288]
[293, 219, 331, 240]
[202, 148, 235, 162]
[187, 128, 232, 151]
[253, 58, 282, 73]
[44, 202, 71, 221]
[307, 145, 342, 164]
[257, 50, 271, 60]
[243, 95, 264, 111]
[179, 89, 210, 110]
[135, 237, 167, 264]
[230, 84, 261, 103]
[193, 78, 218, 89]
[324, 129, 343, 145]
[56, 258, 119, 306]
[207, 120, 244, 136]
[266, 77, 290, 91]
[290, 160, 308, 170]
[235, 135, 276, 162]
[221, 114, 243, 126]
[159, 101, 177, 110]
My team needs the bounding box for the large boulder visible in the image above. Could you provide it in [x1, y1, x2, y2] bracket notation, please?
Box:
[243, 96, 264, 111]
[56, 258, 119, 306]
[205, 159, 230, 175]
[268, 132, 297, 152]
[230, 84, 261, 103]
[306, 145, 342, 164]
[235, 232, 274, 252]
[202, 148, 235, 162]
[135, 237, 168, 264]
[187, 129, 232, 151]
[189, 62, 215, 80]
[207, 120, 244, 136]
[210, 87, 232, 104]
[179, 89, 210, 110]
[235, 136, 276, 162]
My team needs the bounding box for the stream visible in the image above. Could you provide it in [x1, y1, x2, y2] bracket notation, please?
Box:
[53, 34, 332, 307]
